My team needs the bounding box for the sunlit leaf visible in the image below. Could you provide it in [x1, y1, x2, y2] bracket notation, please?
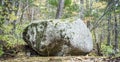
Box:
[9, 12, 18, 21]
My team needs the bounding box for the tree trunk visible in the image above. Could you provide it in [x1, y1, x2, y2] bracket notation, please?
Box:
[89, 0, 93, 11]
[80, 0, 84, 19]
[107, 14, 111, 46]
[114, 7, 119, 53]
[93, 29, 102, 56]
[55, 0, 64, 19]
[85, 0, 89, 9]
[114, 14, 119, 53]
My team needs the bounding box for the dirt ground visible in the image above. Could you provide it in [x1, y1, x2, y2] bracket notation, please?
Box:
[0, 45, 120, 62]
[0, 56, 108, 62]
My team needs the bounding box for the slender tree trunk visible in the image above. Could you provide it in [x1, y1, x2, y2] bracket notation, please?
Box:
[107, 14, 111, 46]
[55, 0, 64, 19]
[93, 29, 102, 56]
[0, 0, 4, 34]
[89, 0, 93, 12]
[31, 7, 34, 21]
[119, 13, 120, 23]
[0, 0, 2, 6]
[114, 10, 119, 54]
[86, 0, 89, 9]
[87, 0, 93, 30]
[114, 14, 119, 53]
[80, 0, 84, 19]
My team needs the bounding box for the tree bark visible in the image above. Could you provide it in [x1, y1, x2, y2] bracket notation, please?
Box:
[114, 5, 119, 53]
[93, 29, 102, 56]
[107, 14, 111, 46]
[86, 0, 89, 9]
[114, 14, 118, 53]
[80, 0, 84, 19]
[55, 0, 64, 19]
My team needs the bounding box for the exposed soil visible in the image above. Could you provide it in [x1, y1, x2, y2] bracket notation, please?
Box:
[0, 45, 120, 62]
[0, 56, 107, 62]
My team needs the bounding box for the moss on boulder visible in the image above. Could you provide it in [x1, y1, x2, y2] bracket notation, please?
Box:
[23, 18, 93, 56]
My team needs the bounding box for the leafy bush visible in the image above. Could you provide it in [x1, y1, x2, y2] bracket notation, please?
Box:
[48, 0, 72, 8]
[0, 45, 4, 56]
[101, 44, 114, 56]
[0, 21, 29, 57]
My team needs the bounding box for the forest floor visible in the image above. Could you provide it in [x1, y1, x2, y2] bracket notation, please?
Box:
[0, 56, 109, 62]
[0, 45, 120, 62]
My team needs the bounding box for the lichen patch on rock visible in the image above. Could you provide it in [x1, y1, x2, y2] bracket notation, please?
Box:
[23, 18, 93, 56]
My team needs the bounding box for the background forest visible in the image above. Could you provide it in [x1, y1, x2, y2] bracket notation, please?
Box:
[0, 0, 120, 61]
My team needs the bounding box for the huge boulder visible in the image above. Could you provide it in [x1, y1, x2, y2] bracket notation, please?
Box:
[22, 18, 93, 56]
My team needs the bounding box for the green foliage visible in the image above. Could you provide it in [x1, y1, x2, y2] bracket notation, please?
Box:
[1, 24, 13, 34]
[48, 0, 72, 8]
[63, 4, 79, 18]
[101, 44, 114, 56]
[0, 6, 4, 27]
[66, 3, 79, 12]
[64, 0, 72, 7]
[0, 22, 28, 57]
[8, 12, 18, 21]
[0, 45, 4, 56]
[99, 0, 109, 2]
[84, 9, 91, 17]
[115, 4, 120, 13]
[0, 23, 27, 50]
[0, 19, 4, 27]
[114, 53, 120, 57]
[0, 35, 18, 49]
[0, 35, 16, 48]
[48, 0, 58, 7]
[21, 0, 34, 5]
